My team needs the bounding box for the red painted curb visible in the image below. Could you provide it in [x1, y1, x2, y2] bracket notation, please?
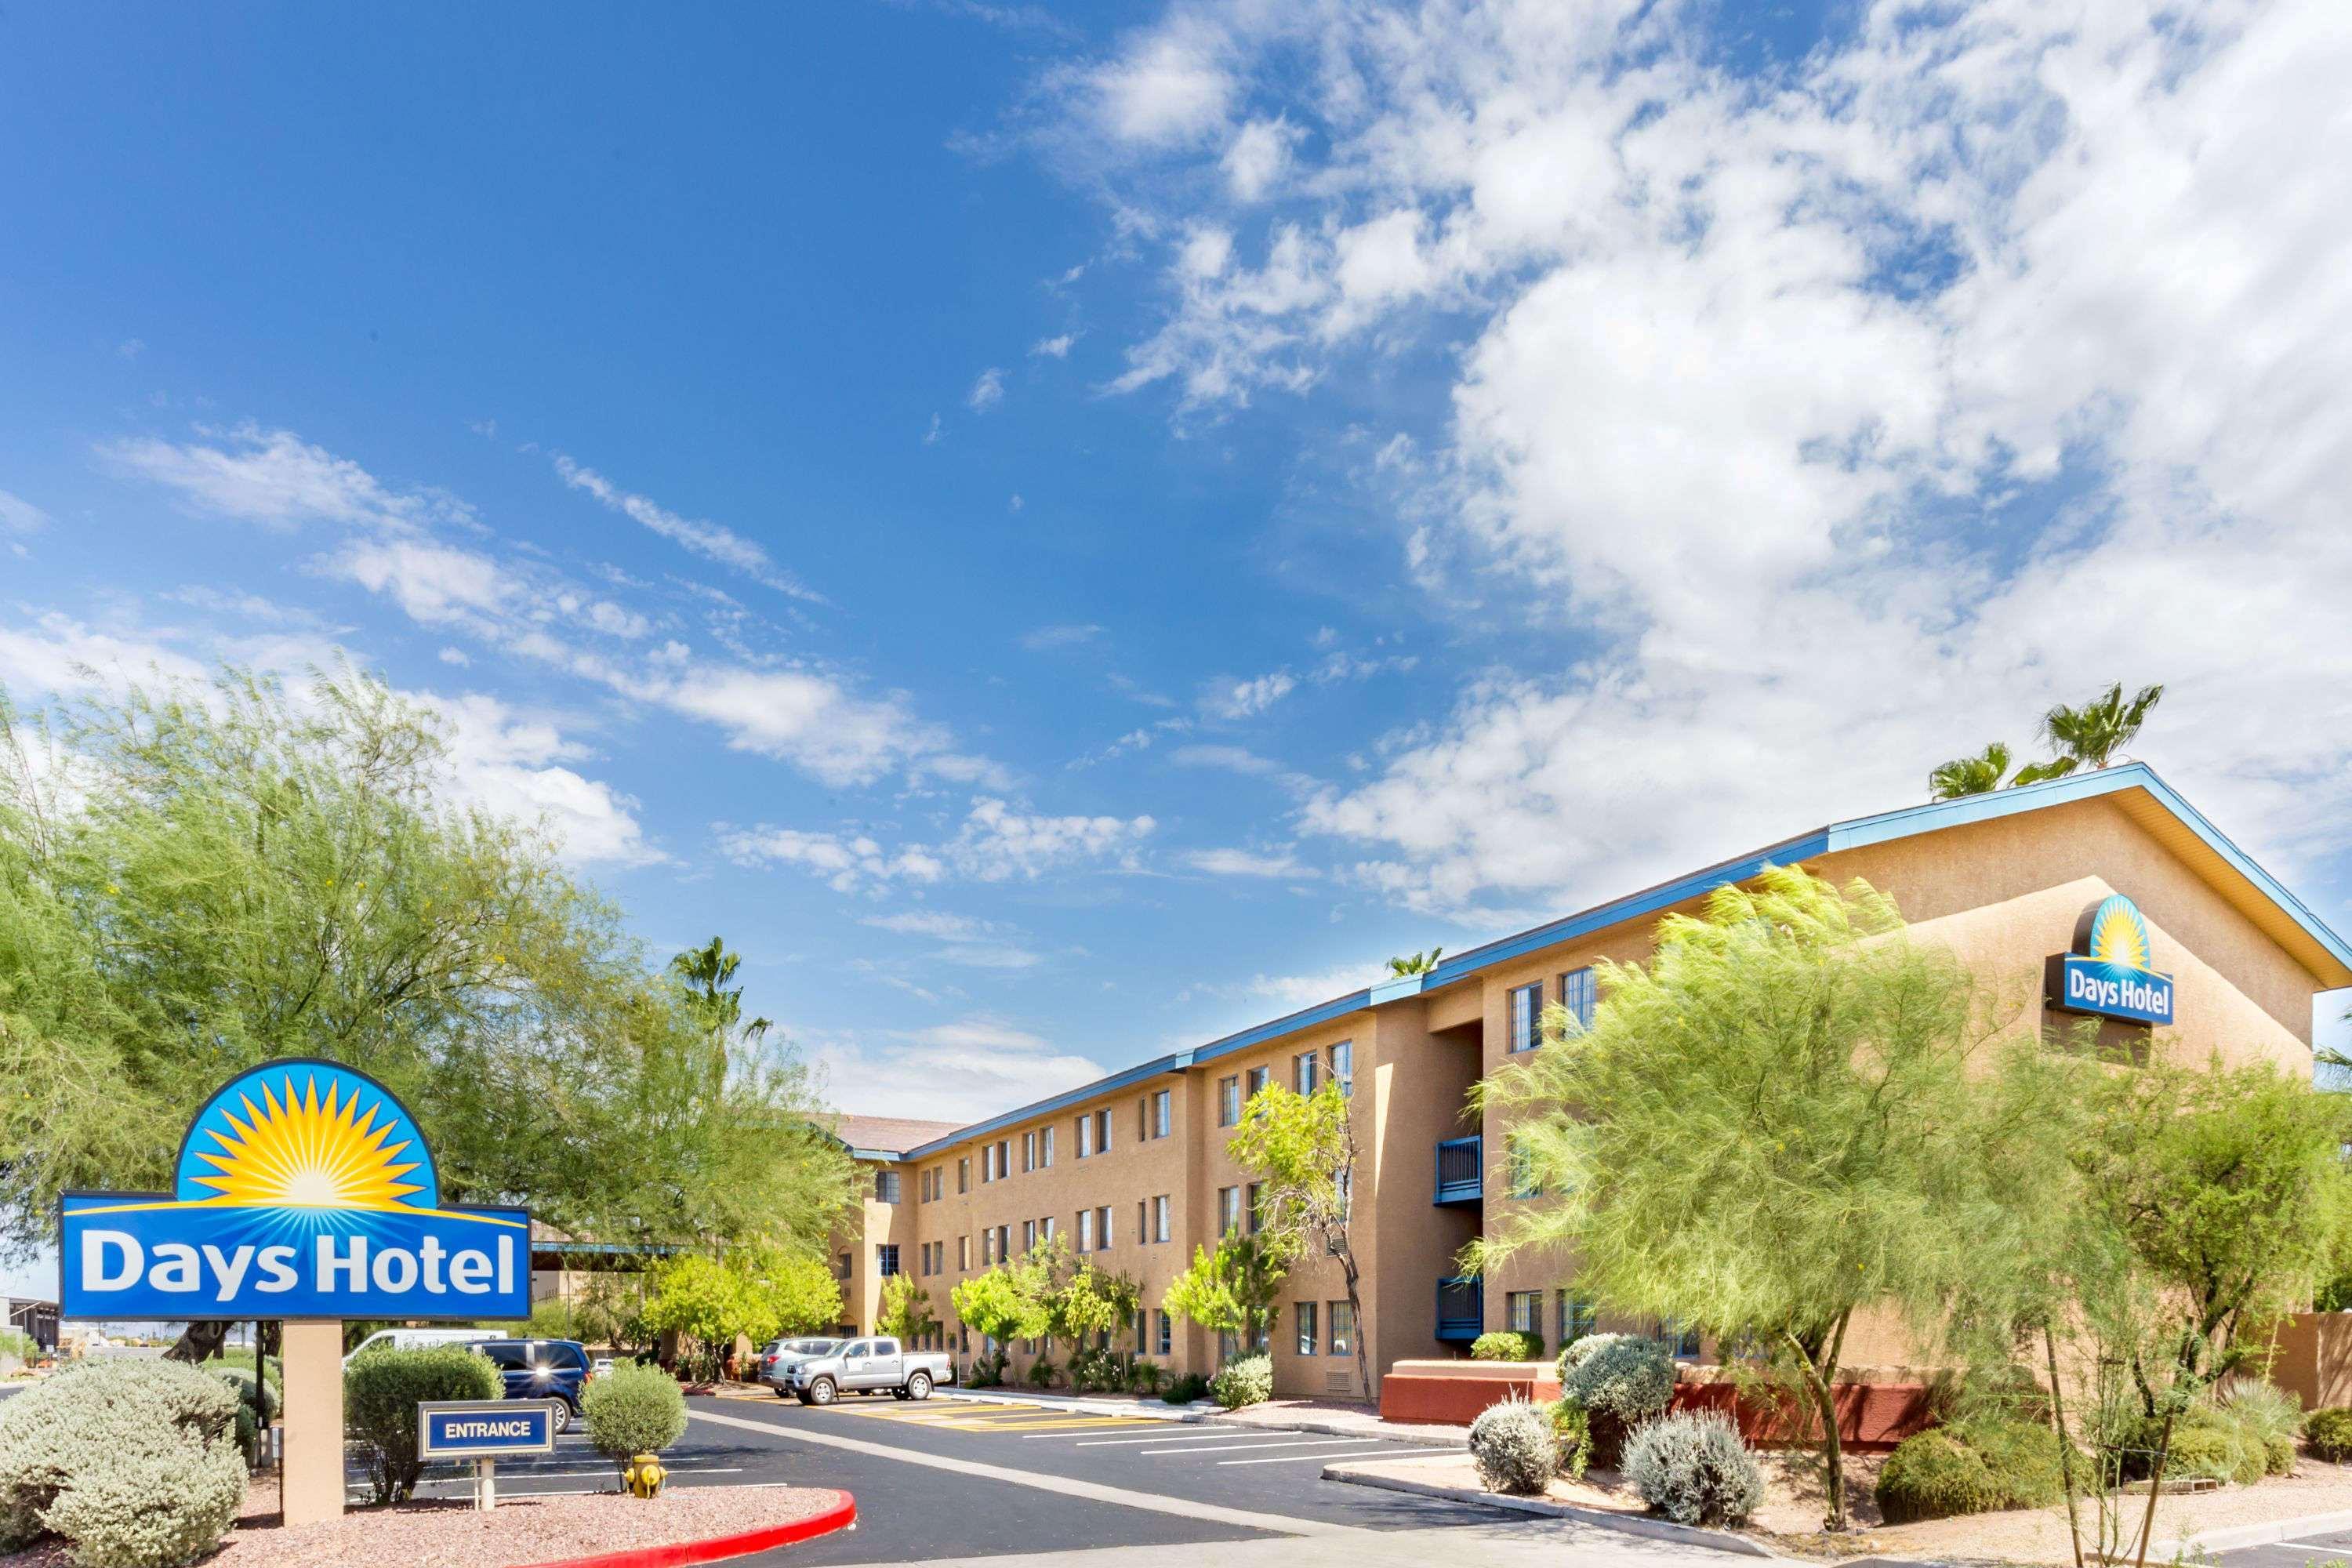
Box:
[515, 1490, 858, 1568]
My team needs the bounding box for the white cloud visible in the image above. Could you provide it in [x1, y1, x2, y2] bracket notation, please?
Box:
[437, 647, 471, 666]
[99, 425, 469, 532]
[924, 413, 944, 445]
[716, 825, 946, 893]
[720, 797, 1155, 892]
[553, 456, 821, 603]
[328, 539, 512, 627]
[1030, 333, 1076, 358]
[1221, 118, 1298, 202]
[0, 613, 207, 695]
[1170, 742, 1283, 775]
[0, 491, 50, 534]
[1022, 622, 1105, 650]
[1201, 670, 1295, 719]
[1047, 0, 2352, 913]
[1076, 15, 1235, 146]
[967, 368, 1007, 412]
[808, 1015, 1105, 1124]
[858, 909, 1044, 970]
[1191, 960, 1378, 1012]
[426, 692, 663, 867]
[1182, 845, 1317, 879]
[664, 665, 947, 789]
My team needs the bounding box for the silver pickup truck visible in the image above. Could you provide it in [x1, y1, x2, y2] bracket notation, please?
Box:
[781, 1334, 952, 1406]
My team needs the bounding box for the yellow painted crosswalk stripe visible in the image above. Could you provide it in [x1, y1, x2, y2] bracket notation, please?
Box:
[824, 1404, 1174, 1432]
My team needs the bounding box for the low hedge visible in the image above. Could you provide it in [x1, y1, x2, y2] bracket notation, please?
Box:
[1471, 1331, 1544, 1363]
[1211, 1354, 1273, 1410]
[1947, 1414, 2071, 1509]
[2309, 1406, 2352, 1463]
[583, 1362, 687, 1477]
[1163, 1372, 1211, 1405]
[1878, 1429, 2001, 1523]
[344, 1345, 501, 1503]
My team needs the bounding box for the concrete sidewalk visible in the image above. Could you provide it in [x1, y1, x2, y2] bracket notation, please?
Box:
[936, 1387, 1469, 1447]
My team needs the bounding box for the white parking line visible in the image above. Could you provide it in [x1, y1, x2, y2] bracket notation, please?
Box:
[1134, 1438, 1352, 1456]
[1220, 1446, 1458, 1466]
[1062, 1432, 1251, 1446]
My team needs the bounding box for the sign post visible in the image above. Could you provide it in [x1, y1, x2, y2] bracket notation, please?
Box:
[57, 1060, 532, 1525]
[417, 1399, 557, 1511]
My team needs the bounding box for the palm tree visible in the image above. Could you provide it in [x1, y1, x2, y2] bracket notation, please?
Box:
[1929, 742, 2013, 801]
[1387, 948, 1443, 978]
[2013, 683, 2165, 785]
[671, 935, 771, 1044]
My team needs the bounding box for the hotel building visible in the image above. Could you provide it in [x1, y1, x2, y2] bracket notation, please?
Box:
[821, 764, 2352, 1400]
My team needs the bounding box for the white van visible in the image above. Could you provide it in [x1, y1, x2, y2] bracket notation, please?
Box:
[342, 1327, 500, 1367]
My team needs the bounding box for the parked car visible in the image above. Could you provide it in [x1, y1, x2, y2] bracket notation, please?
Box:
[753, 1337, 842, 1396]
[474, 1338, 592, 1431]
[342, 1327, 498, 1367]
[590, 1356, 615, 1378]
[781, 1336, 952, 1406]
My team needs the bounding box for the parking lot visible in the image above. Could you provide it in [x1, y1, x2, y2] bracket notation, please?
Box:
[2215, 1530, 2352, 1568]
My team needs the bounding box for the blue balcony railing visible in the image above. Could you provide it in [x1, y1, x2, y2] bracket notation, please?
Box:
[1434, 1134, 1483, 1204]
[1436, 1276, 1483, 1342]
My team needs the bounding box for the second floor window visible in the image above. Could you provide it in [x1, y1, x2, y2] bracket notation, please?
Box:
[1022, 1219, 1036, 1252]
[1148, 1089, 1171, 1138]
[1294, 1050, 1320, 1094]
[1331, 1040, 1353, 1097]
[1022, 1131, 1035, 1172]
[877, 1244, 900, 1277]
[875, 1170, 901, 1203]
[1218, 1075, 1241, 1126]
[1509, 981, 1542, 1052]
[1095, 1108, 1112, 1153]
[1246, 1065, 1269, 1100]
[1218, 1185, 1240, 1235]
[958, 1236, 970, 1271]
[1094, 1204, 1113, 1250]
[1077, 1209, 1096, 1251]
[1040, 1125, 1054, 1167]
[1152, 1194, 1171, 1243]
[957, 1157, 970, 1193]
[1247, 1181, 1265, 1234]
[1077, 1114, 1094, 1159]
[1560, 967, 1597, 1031]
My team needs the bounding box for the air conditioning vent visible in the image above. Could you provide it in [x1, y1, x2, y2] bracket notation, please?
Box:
[1325, 1370, 1353, 1395]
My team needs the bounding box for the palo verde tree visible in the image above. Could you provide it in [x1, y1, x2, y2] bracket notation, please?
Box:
[1162, 1230, 1291, 1358]
[0, 667, 855, 1357]
[950, 1262, 1049, 1381]
[1472, 865, 2033, 1531]
[877, 1273, 939, 1345]
[1229, 1064, 1372, 1396]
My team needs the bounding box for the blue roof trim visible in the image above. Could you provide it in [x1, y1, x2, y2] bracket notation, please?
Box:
[887, 762, 2352, 1163]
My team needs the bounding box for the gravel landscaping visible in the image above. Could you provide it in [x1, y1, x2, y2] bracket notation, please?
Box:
[0, 1480, 848, 1568]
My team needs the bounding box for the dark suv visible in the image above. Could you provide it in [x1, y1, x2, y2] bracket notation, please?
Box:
[475, 1338, 592, 1431]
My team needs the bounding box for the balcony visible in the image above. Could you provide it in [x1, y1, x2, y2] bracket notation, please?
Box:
[1436, 1276, 1483, 1342]
[1434, 1134, 1483, 1204]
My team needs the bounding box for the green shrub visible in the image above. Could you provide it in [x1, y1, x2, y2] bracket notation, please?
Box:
[0, 1330, 38, 1365]
[2164, 1420, 2243, 1484]
[1947, 1414, 2068, 1509]
[343, 1345, 502, 1503]
[2222, 1381, 2303, 1477]
[1128, 1361, 1164, 1396]
[1163, 1372, 1211, 1405]
[1556, 1334, 1675, 1427]
[2306, 1406, 2352, 1462]
[582, 1362, 686, 1475]
[1877, 1430, 2001, 1523]
[1547, 1398, 1593, 1479]
[0, 1358, 248, 1566]
[1025, 1356, 1059, 1388]
[1210, 1354, 1272, 1410]
[1623, 1409, 1765, 1527]
[1471, 1330, 1544, 1363]
[1468, 1397, 1558, 1495]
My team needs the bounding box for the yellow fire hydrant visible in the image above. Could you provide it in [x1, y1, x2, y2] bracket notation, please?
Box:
[623, 1453, 667, 1498]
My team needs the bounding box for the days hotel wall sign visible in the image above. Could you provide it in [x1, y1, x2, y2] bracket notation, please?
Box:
[2045, 893, 2176, 1027]
[60, 1058, 530, 1319]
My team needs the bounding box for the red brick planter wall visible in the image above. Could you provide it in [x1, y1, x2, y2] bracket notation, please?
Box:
[1378, 1361, 1935, 1452]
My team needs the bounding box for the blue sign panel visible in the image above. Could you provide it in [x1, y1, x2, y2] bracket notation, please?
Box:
[418, 1400, 556, 1459]
[60, 1060, 530, 1320]
[2047, 894, 2175, 1026]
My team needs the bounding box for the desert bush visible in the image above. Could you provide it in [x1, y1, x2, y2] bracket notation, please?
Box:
[1128, 1360, 1164, 1396]
[1163, 1372, 1211, 1405]
[1471, 1331, 1544, 1363]
[1556, 1334, 1675, 1426]
[1622, 1409, 1765, 1527]
[1468, 1397, 1558, 1495]
[1877, 1429, 2000, 1523]
[0, 1358, 247, 1566]
[1210, 1354, 1273, 1410]
[2221, 1381, 2303, 1477]
[583, 1362, 687, 1476]
[1546, 1397, 1593, 1479]
[343, 1345, 502, 1503]
[2307, 1406, 2352, 1462]
[1025, 1356, 1059, 1389]
[1947, 1414, 2070, 1509]
[2164, 1420, 2244, 1484]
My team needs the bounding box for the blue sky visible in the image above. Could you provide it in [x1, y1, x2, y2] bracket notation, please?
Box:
[3, 0, 2349, 1258]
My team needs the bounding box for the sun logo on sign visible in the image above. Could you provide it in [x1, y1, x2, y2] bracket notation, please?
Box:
[2085, 895, 2154, 974]
[189, 1074, 425, 1211]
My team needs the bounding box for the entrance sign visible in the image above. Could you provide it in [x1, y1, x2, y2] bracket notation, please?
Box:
[417, 1399, 557, 1459]
[2046, 893, 2176, 1026]
[60, 1059, 530, 1319]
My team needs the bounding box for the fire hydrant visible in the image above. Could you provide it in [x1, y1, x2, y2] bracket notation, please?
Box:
[623, 1453, 667, 1498]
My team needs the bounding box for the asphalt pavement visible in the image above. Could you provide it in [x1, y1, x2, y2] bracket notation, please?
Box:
[2213, 1528, 2352, 1568]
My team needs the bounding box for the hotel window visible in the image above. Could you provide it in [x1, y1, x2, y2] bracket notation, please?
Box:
[837, 1250, 851, 1280]
[1508, 1139, 1543, 1199]
[1247, 1181, 1265, 1234]
[1148, 1089, 1171, 1139]
[1328, 1301, 1354, 1356]
[877, 1244, 900, 1278]
[1558, 1290, 1597, 1345]
[1022, 1219, 1036, 1253]
[1040, 1214, 1055, 1241]
[996, 1224, 1010, 1261]
[1077, 1113, 1094, 1159]
[958, 1236, 970, 1271]
[1559, 967, 1597, 1032]
[1152, 1194, 1171, 1243]
[1078, 1209, 1096, 1251]
[1294, 1050, 1320, 1094]
[1246, 1065, 1269, 1100]
[875, 1170, 901, 1203]
[1022, 1131, 1035, 1172]
[1505, 1290, 1542, 1339]
[1095, 1108, 1112, 1152]
[1134, 1309, 1149, 1353]
[1040, 1125, 1054, 1167]
[1331, 1040, 1353, 1098]
[1218, 1185, 1241, 1235]
[1656, 1318, 1702, 1359]
[1297, 1302, 1319, 1356]
[1509, 981, 1543, 1052]
[1095, 1205, 1113, 1250]
[982, 1231, 995, 1266]
[996, 1139, 1011, 1178]
[957, 1156, 970, 1193]
[1137, 1200, 1146, 1248]
[1156, 1310, 1173, 1356]
[1217, 1074, 1241, 1126]
[981, 1145, 994, 1183]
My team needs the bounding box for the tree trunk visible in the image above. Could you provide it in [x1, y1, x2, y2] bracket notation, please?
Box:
[165, 1320, 231, 1363]
[1787, 1312, 1853, 1531]
[2130, 1410, 2177, 1568]
[1338, 1251, 1372, 1404]
[2045, 1326, 2085, 1568]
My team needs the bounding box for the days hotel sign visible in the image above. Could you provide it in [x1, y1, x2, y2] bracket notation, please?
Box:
[60, 1058, 529, 1320]
[2046, 892, 2176, 1028]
